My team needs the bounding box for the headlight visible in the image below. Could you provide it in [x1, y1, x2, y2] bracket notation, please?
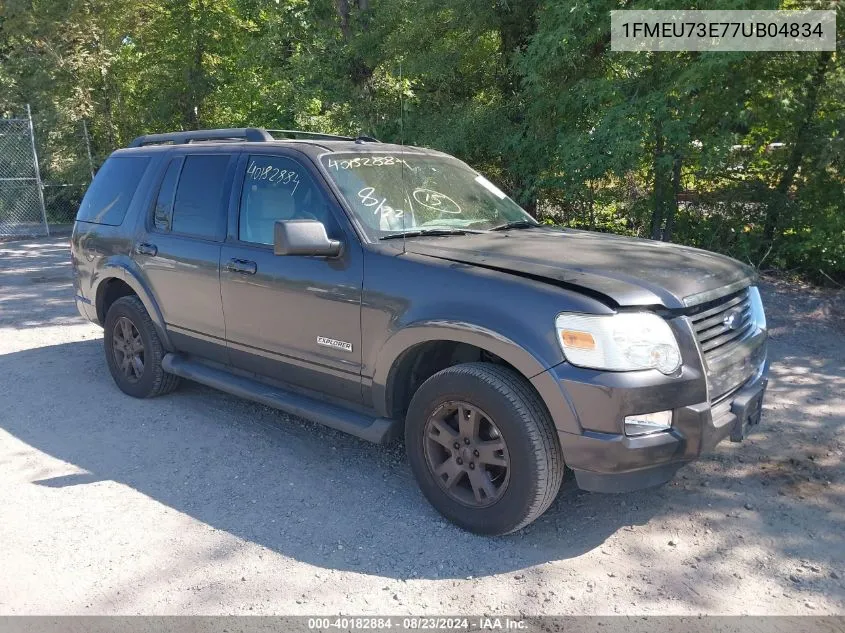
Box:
[748, 286, 766, 331]
[555, 312, 682, 374]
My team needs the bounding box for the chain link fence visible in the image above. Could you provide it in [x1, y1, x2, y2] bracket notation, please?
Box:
[0, 110, 49, 237]
[0, 105, 96, 238]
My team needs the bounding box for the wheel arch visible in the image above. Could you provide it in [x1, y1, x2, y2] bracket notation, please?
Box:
[373, 321, 552, 421]
[94, 261, 173, 352]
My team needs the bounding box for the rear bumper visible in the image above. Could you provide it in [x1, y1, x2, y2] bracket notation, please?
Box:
[541, 360, 768, 493]
[75, 294, 99, 323]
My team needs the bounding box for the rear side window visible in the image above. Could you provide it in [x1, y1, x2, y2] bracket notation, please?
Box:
[153, 158, 182, 231]
[170, 154, 231, 239]
[76, 156, 150, 225]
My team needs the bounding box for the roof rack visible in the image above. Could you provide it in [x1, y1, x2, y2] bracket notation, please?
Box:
[128, 128, 274, 147]
[267, 129, 354, 141]
[268, 130, 381, 143]
[128, 127, 381, 148]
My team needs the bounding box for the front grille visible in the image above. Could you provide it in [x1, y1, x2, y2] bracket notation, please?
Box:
[687, 285, 766, 402]
[689, 287, 754, 361]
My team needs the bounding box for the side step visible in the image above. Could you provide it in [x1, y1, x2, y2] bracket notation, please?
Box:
[161, 353, 399, 444]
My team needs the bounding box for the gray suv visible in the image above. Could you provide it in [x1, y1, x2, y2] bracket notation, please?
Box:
[71, 127, 768, 534]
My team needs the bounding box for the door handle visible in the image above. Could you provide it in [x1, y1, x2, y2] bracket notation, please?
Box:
[225, 258, 257, 275]
[136, 242, 158, 256]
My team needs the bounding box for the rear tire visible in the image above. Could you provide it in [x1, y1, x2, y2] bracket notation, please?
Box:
[405, 362, 564, 535]
[104, 295, 180, 398]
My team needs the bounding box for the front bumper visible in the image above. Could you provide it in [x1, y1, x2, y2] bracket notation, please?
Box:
[533, 359, 768, 493]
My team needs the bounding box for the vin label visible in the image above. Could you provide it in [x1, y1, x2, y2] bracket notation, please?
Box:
[611, 10, 836, 51]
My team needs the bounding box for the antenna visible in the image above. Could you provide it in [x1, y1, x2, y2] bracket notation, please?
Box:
[400, 60, 407, 255]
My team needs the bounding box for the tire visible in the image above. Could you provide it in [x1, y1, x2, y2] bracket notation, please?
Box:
[103, 295, 181, 398]
[405, 362, 564, 535]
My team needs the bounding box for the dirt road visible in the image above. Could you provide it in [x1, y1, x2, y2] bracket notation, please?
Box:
[1, 237, 843, 615]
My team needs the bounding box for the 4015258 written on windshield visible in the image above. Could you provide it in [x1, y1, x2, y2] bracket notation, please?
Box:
[326, 156, 411, 170]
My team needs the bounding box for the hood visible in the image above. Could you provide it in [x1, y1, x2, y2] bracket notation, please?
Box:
[401, 227, 755, 310]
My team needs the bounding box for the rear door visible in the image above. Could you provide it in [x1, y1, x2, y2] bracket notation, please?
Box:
[219, 150, 364, 404]
[133, 148, 237, 363]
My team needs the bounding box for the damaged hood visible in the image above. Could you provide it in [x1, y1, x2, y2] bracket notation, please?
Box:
[402, 227, 755, 309]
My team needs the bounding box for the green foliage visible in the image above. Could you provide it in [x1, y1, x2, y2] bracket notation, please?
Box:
[0, 0, 842, 282]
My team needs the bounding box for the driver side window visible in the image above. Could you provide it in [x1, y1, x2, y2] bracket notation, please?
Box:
[238, 155, 336, 246]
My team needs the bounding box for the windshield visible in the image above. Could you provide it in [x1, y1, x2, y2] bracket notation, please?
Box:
[319, 152, 535, 239]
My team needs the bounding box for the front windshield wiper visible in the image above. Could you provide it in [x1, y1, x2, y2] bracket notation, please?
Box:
[489, 220, 539, 231]
[379, 228, 479, 240]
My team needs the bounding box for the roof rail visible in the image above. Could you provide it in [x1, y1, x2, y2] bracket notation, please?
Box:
[127, 127, 381, 148]
[267, 129, 380, 143]
[128, 127, 274, 147]
[267, 129, 353, 141]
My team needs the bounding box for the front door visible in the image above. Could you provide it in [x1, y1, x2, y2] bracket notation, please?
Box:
[220, 152, 364, 404]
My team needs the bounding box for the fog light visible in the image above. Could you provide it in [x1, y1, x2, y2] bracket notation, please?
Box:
[624, 410, 672, 436]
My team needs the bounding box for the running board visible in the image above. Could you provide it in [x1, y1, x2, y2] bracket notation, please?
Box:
[161, 353, 399, 444]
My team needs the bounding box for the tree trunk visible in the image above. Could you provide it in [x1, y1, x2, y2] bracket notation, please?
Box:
[187, 40, 203, 130]
[763, 51, 832, 241]
[663, 153, 682, 242]
[100, 68, 116, 150]
[650, 119, 665, 240]
[335, 0, 351, 40]
[183, 0, 205, 130]
[495, 0, 540, 220]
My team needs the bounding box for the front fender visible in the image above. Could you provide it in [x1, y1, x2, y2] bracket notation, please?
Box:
[371, 319, 583, 435]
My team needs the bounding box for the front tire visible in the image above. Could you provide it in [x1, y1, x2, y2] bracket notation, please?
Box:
[405, 362, 564, 535]
[104, 295, 180, 398]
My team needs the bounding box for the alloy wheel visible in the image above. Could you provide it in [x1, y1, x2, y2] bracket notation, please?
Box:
[423, 401, 510, 507]
[112, 316, 145, 383]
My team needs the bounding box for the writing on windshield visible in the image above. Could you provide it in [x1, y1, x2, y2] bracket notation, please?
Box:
[320, 153, 532, 238]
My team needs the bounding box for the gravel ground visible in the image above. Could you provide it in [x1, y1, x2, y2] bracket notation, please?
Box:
[0, 237, 843, 616]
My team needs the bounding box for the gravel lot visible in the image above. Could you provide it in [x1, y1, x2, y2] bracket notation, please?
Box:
[1, 237, 843, 616]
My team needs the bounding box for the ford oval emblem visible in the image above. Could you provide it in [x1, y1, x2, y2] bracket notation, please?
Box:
[723, 309, 743, 331]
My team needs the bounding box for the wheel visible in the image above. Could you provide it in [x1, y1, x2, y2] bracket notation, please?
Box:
[405, 362, 564, 535]
[103, 295, 180, 398]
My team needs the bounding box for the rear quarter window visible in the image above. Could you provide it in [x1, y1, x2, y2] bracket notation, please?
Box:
[76, 155, 150, 225]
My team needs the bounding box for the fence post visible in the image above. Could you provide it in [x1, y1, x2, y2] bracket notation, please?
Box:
[82, 120, 95, 180]
[26, 104, 50, 237]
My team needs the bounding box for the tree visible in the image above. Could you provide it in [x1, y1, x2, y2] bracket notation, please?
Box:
[0, 0, 842, 280]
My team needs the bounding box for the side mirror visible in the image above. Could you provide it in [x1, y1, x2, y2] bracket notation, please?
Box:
[274, 219, 343, 257]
